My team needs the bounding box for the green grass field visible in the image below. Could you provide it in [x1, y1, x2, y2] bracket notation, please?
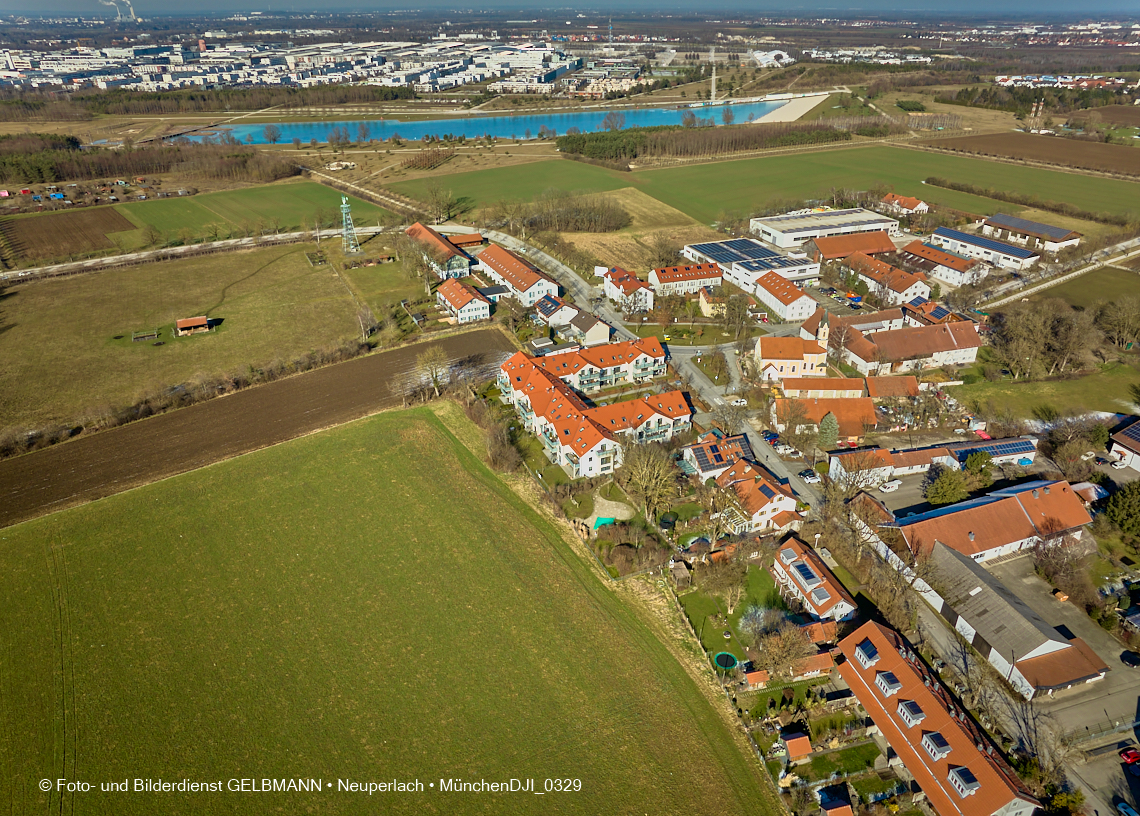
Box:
[949, 359, 1140, 419]
[391, 147, 1140, 226]
[1031, 266, 1140, 309]
[116, 180, 396, 243]
[0, 243, 359, 428]
[0, 406, 774, 815]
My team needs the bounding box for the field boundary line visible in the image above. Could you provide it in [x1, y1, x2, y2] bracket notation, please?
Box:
[986, 246, 1140, 307]
[893, 140, 1140, 185]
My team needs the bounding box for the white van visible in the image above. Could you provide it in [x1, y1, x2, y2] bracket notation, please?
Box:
[878, 479, 902, 493]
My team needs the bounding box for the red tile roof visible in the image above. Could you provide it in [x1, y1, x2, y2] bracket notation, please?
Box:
[793, 650, 835, 678]
[447, 232, 484, 247]
[1013, 637, 1108, 691]
[176, 316, 208, 330]
[758, 336, 825, 361]
[848, 252, 927, 295]
[850, 322, 982, 364]
[775, 397, 877, 438]
[781, 377, 865, 396]
[883, 192, 926, 211]
[901, 240, 980, 274]
[811, 231, 896, 260]
[772, 536, 855, 619]
[436, 278, 489, 311]
[756, 271, 813, 307]
[604, 267, 652, 295]
[783, 733, 813, 760]
[406, 221, 466, 261]
[480, 243, 555, 294]
[864, 376, 920, 398]
[837, 622, 1039, 816]
[651, 263, 722, 283]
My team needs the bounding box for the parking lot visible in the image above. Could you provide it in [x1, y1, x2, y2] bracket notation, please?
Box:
[1070, 741, 1140, 816]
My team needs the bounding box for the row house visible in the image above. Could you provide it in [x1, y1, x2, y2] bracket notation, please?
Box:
[405, 222, 471, 279]
[518, 336, 668, 394]
[435, 278, 490, 324]
[479, 244, 560, 306]
[648, 263, 722, 297]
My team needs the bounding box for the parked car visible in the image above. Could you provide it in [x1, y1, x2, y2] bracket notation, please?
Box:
[775, 445, 799, 457]
[878, 479, 902, 493]
[1113, 459, 1129, 470]
[1080, 451, 1098, 461]
[730, 398, 748, 407]
[1120, 748, 1140, 765]
[1117, 800, 1140, 816]
[1128, 764, 1140, 779]
[799, 470, 822, 485]
[1097, 457, 1110, 466]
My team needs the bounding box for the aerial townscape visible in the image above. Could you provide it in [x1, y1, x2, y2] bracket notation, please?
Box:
[3, 3, 1140, 815]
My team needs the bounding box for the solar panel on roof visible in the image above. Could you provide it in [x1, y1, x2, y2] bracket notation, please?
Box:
[930, 306, 951, 320]
[1120, 421, 1140, 444]
[934, 228, 1038, 260]
[986, 213, 1074, 242]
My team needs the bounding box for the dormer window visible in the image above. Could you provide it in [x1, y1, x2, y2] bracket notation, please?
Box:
[875, 671, 902, 697]
[855, 639, 879, 669]
[897, 699, 925, 728]
[948, 767, 980, 798]
[923, 731, 951, 761]
[779, 547, 797, 565]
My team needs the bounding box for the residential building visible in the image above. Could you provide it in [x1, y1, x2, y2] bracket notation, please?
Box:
[837, 622, 1040, 816]
[806, 231, 898, 262]
[683, 238, 820, 285]
[755, 336, 828, 381]
[564, 312, 610, 347]
[771, 397, 878, 443]
[498, 348, 691, 479]
[780, 377, 865, 399]
[898, 241, 989, 288]
[799, 307, 905, 343]
[770, 536, 857, 621]
[930, 228, 1039, 271]
[753, 271, 817, 321]
[750, 208, 900, 249]
[841, 321, 983, 376]
[886, 480, 1093, 563]
[699, 286, 727, 318]
[534, 294, 579, 328]
[901, 298, 968, 328]
[715, 459, 801, 534]
[601, 266, 654, 313]
[405, 222, 471, 279]
[507, 336, 668, 395]
[846, 253, 930, 306]
[981, 214, 1081, 254]
[1110, 418, 1140, 472]
[679, 430, 756, 481]
[435, 278, 491, 323]
[648, 263, 722, 296]
[479, 244, 560, 305]
[881, 193, 929, 216]
[829, 437, 1038, 485]
[920, 542, 1108, 699]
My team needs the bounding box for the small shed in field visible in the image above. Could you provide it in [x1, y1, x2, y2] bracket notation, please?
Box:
[175, 316, 210, 336]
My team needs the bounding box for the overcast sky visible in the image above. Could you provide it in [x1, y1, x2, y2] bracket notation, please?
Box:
[9, 0, 1139, 18]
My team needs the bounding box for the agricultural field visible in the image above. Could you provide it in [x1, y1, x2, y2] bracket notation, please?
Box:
[1030, 266, 1140, 310]
[925, 132, 1140, 176]
[1082, 105, 1140, 127]
[0, 243, 360, 429]
[393, 146, 1140, 227]
[0, 207, 136, 264]
[1, 406, 774, 816]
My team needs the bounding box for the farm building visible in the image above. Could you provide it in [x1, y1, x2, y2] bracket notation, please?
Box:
[648, 263, 722, 297]
[829, 436, 1039, 485]
[750, 208, 900, 249]
[806, 231, 898, 262]
[881, 193, 929, 216]
[837, 622, 1040, 816]
[771, 397, 877, 444]
[479, 244, 560, 306]
[175, 316, 210, 336]
[841, 321, 982, 376]
[447, 232, 485, 249]
[981, 214, 1081, 254]
[683, 238, 820, 286]
[930, 228, 1039, 271]
[436, 279, 491, 324]
[405, 222, 471, 279]
[751, 271, 817, 321]
[898, 241, 989, 287]
[779, 377, 865, 400]
[600, 267, 654, 313]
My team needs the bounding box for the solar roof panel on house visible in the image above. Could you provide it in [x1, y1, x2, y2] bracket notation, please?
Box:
[690, 239, 779, 265]
[737, 256, 805, 272]
[1119, 420, 1140, 445]
[909, 297, 930, 307]
[951, 439, 1036, 462]
[930, 305, 951, 320]
[986, 213, 1075, 241]
[934, 228, 1039, 260]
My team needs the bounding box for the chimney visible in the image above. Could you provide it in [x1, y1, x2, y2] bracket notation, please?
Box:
[968, 532, 975, 541]
[1044, 486, 1051, 495]
[1032, 489, 1039, 498]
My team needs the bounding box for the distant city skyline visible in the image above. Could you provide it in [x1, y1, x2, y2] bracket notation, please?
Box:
[7, 1, 1140, 20]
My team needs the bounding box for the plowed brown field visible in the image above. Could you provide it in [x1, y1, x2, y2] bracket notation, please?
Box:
[0, 207, 135, 261]
[926, 131, 1140, 176]
[1082, 105, 1140, 127]
[0, 327, 515, 528]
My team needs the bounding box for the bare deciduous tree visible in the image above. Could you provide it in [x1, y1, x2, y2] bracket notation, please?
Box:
[618, 443, 674, 522]
[416, 346, 450, 398]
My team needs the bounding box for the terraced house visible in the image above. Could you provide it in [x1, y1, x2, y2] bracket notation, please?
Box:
[648, 263, 722, 297]
[513, 336, 668, 393]
[478, 244, 560, 305]
[498, 342, 691, 478]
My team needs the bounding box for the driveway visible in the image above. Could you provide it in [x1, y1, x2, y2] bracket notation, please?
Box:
[986, 557, 1140, 738]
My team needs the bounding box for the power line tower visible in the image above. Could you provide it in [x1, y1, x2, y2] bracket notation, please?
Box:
[340, 195, 360, 255]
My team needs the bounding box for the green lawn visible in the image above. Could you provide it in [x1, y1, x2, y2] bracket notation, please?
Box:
[0, 407, 775, 815]
[1031, 266, 1140, 310]
[390, 147, 1140, 226]
[117, 180, 396, 242]
[802, 743, 882, 782]
[0, 243, 360, 429]
[679, 565, 784, 660]
[949, 359, 1140, 419]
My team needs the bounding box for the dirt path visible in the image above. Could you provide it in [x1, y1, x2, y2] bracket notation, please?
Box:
[0, 327, 515, 529]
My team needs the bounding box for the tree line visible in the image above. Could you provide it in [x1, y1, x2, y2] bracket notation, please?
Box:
[556, 121, 856, 161]
[0, 134, 299, 184]
[0, 85, 415, 120]
[483, 189, 631, 234]
[924, 176, 1138, 227]
[934, 84, 1127, 115]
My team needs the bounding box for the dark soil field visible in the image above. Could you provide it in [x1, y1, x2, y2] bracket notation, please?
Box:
[0, 206, 135, 262]
[925, 131, 1140, 176]
[1082, 105, 1140, 127]
[0, 327, 516, 528]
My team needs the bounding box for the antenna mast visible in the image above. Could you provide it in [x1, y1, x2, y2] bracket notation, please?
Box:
[340, 196, 360, 254]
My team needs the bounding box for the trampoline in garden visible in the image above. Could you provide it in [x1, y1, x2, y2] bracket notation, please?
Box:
[713, 652, 738, 671]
